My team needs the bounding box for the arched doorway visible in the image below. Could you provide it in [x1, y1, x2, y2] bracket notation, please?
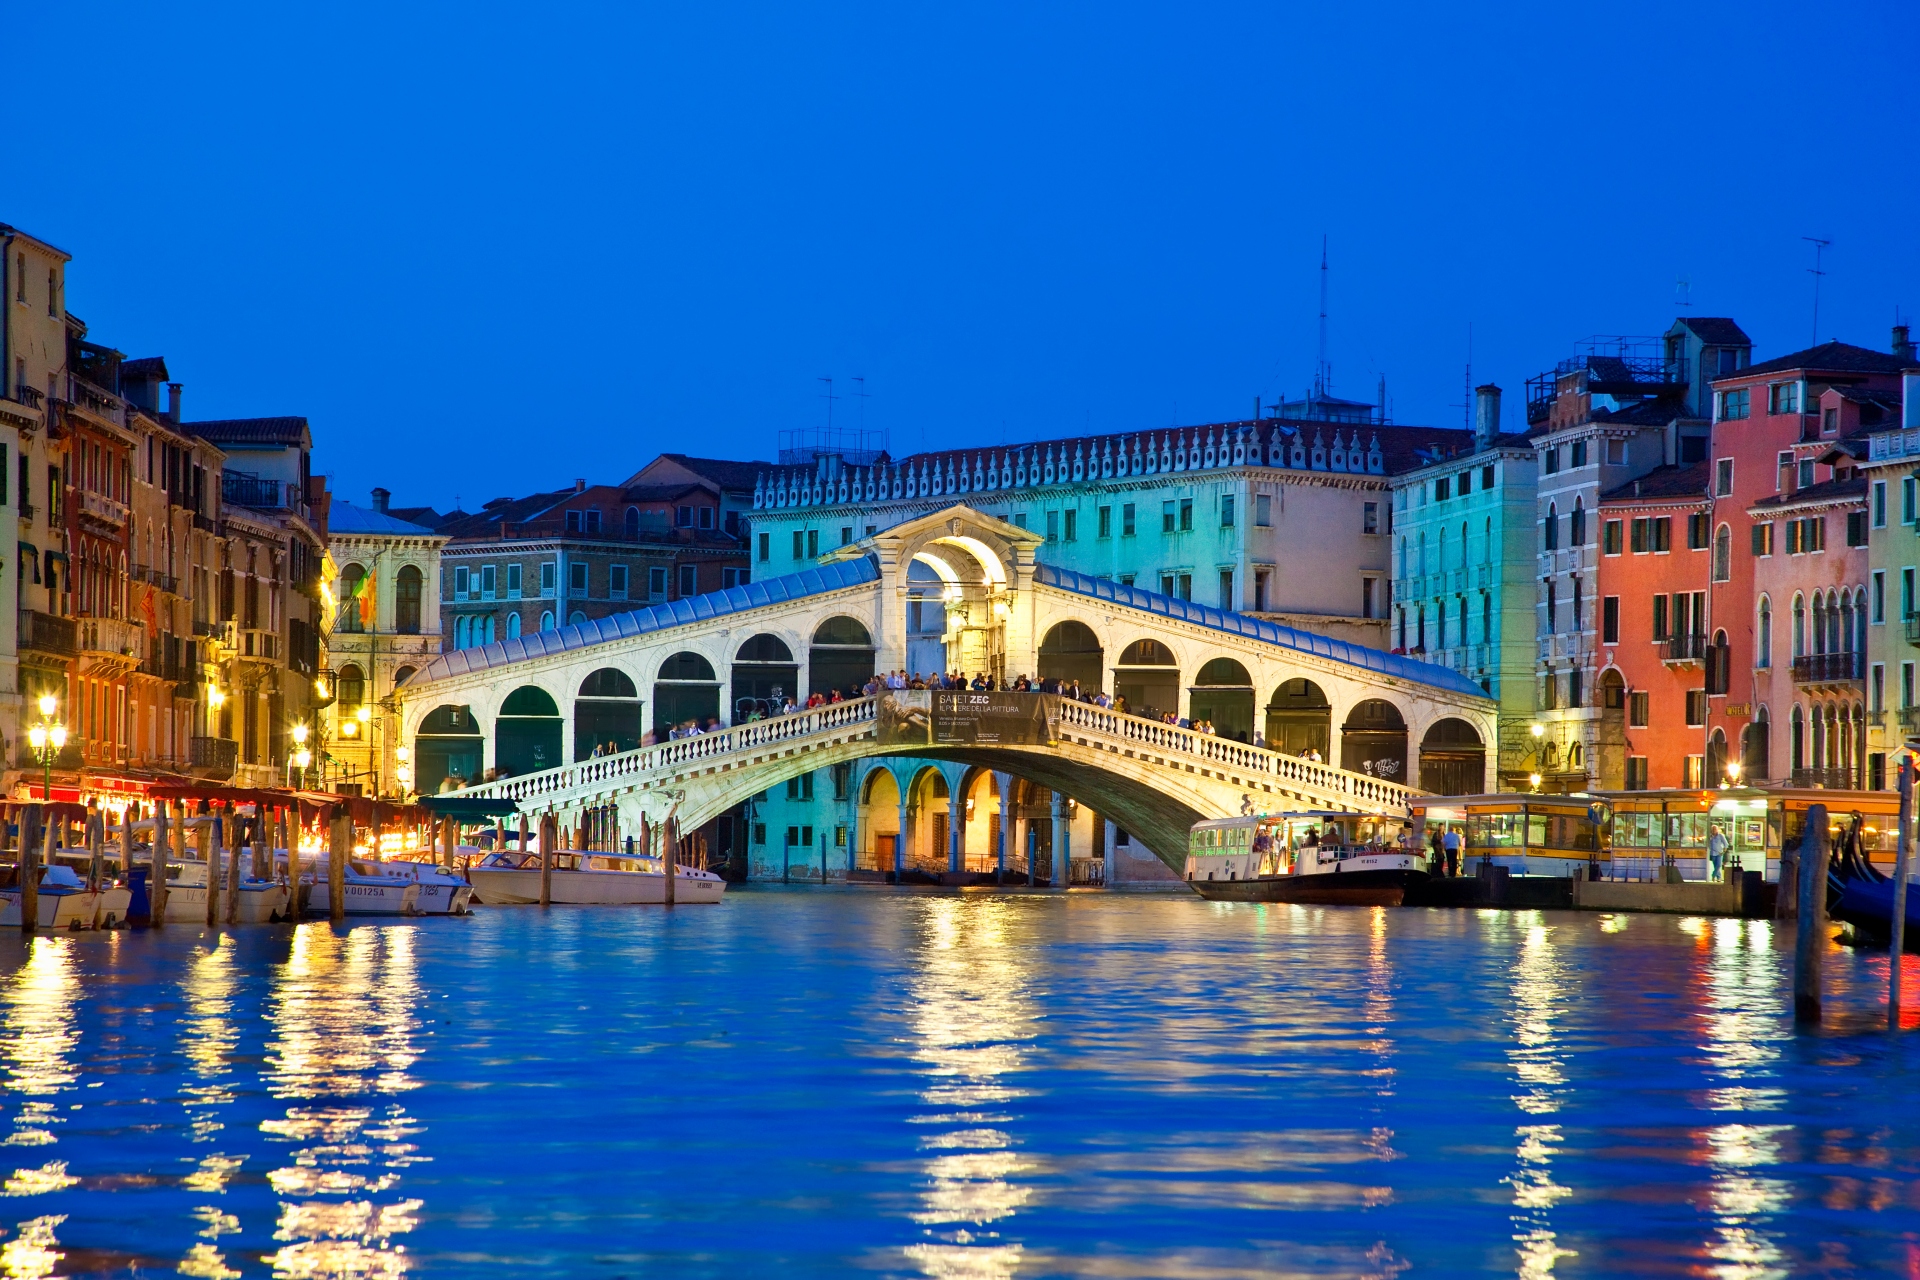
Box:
[1419, 718, 1485, 794]
[1340, 699, 1407, 781]
[496, 686, 562, 776]
[809, 617, 875, 699]
[1189, 658, 1253, 742]
[1038, 621, 1103, 693]
[574, 668, 642, 760]
[908, 767, 952, 877]
[860, 768, 902, 874]
[653, 652, 720, 738]
[1265, 679, 1330, 756]
[1113, 639, 1178, 720]
[415, 704, 482, 793]
[732, 634, 798, 719]
[904, 558, 949, 676]
[959, 767, 1003, 873]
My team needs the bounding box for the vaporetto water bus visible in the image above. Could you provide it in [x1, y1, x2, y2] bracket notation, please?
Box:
[1184, 811, 1429, 905]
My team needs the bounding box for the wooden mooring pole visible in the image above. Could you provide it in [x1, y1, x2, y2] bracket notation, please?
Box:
[328, 808, 349, 924]
[150, 802, 170, 927]
[539, 814, 553, 907]
[18, 806, 40, 934]
[1892, 760, 1913, 1028]
[1795, 803, 1831, 1023]
[663, 816, 677, 907]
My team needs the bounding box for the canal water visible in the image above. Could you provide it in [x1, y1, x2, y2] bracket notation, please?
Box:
[0, 892, 1916, 1277]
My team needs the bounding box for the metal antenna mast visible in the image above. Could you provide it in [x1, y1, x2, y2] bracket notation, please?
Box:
[1804, 236, 1832, 346]
[818, 376, 838, 430]
[1315, 236, 1329, 398]
[851, 376, 869, 433]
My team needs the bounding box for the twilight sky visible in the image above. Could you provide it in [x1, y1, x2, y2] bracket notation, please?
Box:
[10, 1, 1918, 512]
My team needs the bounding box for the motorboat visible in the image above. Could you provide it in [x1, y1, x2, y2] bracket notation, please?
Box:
[299, 859, 420, 917]
[467, 850, 726, 905]
[0, 864, 131, 929]
[161, 859, 291, 924]
[1185, 811, 1429, 906]
[371, 859, 474, 915]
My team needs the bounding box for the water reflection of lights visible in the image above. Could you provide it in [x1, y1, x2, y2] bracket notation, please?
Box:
[1501, 918, 1574, 1278]
[899, 899, 1034, 1280]
[0, 1214, 64, 1278]
[262, 925, 425, 1278]
[0, 940, 78, 1273]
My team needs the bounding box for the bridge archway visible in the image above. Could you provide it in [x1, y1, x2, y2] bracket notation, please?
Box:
[415, 704, 482, 793]
[1190, 658, 1254, 743]
[810, 617, 875, 700]
[653, 652, 720, 738]
[732, 634, 798, 719]
[1113, 638, 1179, 721]
[574, 668, 642, 760]
[906, 766, 952, 875]
[958, 765, 1003, 871]
[859, 765, 903, 871]
[1417, 717, 1485, 795]
[1340, 698, 1408, 783]
[1266, 678, 1330, 757]
[497, 686, 563, 777]
[1038, 621, 1103, 693]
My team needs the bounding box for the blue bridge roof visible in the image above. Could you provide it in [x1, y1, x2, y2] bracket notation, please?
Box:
[412, 556, 882, 684]
[1032, 564, 1490, 699]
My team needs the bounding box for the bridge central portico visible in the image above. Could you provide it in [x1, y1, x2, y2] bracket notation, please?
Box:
[400, 504, 1497, 866]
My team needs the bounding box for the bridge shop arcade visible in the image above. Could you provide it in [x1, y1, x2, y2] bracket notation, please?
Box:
[400, 506, 1498, 880]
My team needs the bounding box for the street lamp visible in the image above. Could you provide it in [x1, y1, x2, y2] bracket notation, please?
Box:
[1528, 771, 1543, 793]
[288, 723, 311, 789]
[1724, 759, 1743, 787]
[395, 745, 412, 796]
[26, 694, 66, 802]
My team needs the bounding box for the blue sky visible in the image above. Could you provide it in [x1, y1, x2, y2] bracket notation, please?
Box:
[11, 1, 1917, 511]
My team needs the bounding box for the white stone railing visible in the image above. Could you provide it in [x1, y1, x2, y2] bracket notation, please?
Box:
[458, 692, 1418, 813]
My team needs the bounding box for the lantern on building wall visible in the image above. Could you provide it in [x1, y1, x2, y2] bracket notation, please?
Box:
[312, 669, 337, 709]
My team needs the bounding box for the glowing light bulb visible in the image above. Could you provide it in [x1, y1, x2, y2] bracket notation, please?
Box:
[49, 726, 66, 751]
[291, 723, 309, 745]
[28, 725, 45, 751]
[36, 694, 56, 718]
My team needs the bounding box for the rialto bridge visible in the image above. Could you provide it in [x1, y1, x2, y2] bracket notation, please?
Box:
[398, 505, 1495, 871]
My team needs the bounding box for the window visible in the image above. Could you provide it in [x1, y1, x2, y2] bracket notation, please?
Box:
[1874, 480, 1889, 527]
[1568, 668, 1583, 707]
[1063, 509, 1078, 541]
[1545, 580, 1557, 633]
[569, 561, 587, 595]
[1652, 594, 1669, 641]
[1752, 522, 1773, 555]
[752, 824, 766, 846]
[699, 507, 714, 530]
[1716, 459, 1734, 496]
[1255, 494, 1271, 527]
[610, 565, 629, 599]
[1482, 464, 1496, 489]
[1686, 690, 1708, 726]
[1687, 512, 1709, 550]
[480, 565, 497, 599]
[1219, 569, 1233, 609]
[587, 509, 603, 533]
[1653, 517, 1671, 552]
[1162, 500, 1176, 533]
[507, 563, 523, 597]
[840, 526, 852, 546]
[791, 531, 805, 559]
[676, 505, 694, 528]
[1907, 662, 1916, 709]
[1798, 458, 1815, 489]
[1625, 756, 1649, 790]
[1098, 506, 1112, 538]
[1719, 388, 1750, 420]
[1220, 496, 1234, 528]
[1769, 382, 1800, 415]
[1631, 518, 1648, 553]
[1457, 471, 1472, 496]
[1010, 513, 1027, 528]
[758, 532, 769, 561]
[566, 509, 581, 533]
[1569, 501, 1585, 546]
[1178, 573, 1191, 600]
[453, 565, 469, 600]
[1628, 691, 1649, 728]
[395, 565, 422, 634]
[649, 566, 669, 597]
[1906, 477, 1917, 524]
[679, 564, 698, 596]
[1906, 568, 1916, 620]
[1435, 477, 1451, 501]
[1362, 577, 1375, 619]
[540, 561, 556, 596]
[1543, 504, 1558, 551]
[722, 567, 749, 587]
[1603, 519, 1622, 555]
[807, 530, 818, 557]
[785, 772, 815, 801]
[1873, 663, 1886, 713]
[1542, 672, 1558, 710]
[1122, 502, 1137, 536]
[1874, 570, 1886, 623]
[1543, 446, 1560, 475]
[1571, 440, 1588, 468]
[1712, 525, 1731, 582]
[1823, 407, 1839, 436]
[1045, 510, 1059, 542]
[1847, 511, 1867, 547]
[1758, 597, 1772, 666]
[1362, 501, 1378, 534]
[1179, 498, 1193, 531]
[1602, 596, 1619, 644]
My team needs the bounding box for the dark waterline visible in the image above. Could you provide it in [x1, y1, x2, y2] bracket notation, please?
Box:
[0, 890, 1917, 1277]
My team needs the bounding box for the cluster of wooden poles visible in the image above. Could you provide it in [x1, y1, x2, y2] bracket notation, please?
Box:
[509, 809, 690, 908]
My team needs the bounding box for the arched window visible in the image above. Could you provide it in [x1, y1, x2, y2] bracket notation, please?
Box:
[1398, 536, 1408, 576]
[393, 665, 417, 689]
[1828, 590, 1842, 654]
[1712, 524, 1731, 582]
[1484, 517, 1492, 564]
[337, 563, 366, 634]
[1570, 500, 1585, 546]
[1418, 532, 1427, 575]
[337, 663, 366, 711]
[541, 610, 555, 631]
[454, 615, 470, 649]
[1544, 503, 1559, 551]
[395, 564, 423, 634]
[570, 610, 586, 626]
[1792, 594, 1805, 658]
[1790, 705, 1805, 772]
[506, 612, 521, 639]
[1756, 596, 1771, 669]
[1839, 593, 1854, 652]
[1460, 521, 1469, 570]
[625, 507, 641, 538]
[482, 615, 496, 645]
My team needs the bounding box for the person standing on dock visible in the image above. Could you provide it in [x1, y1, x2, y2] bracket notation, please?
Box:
[1442, 827, 1460, 879]
[1707, 825, 1728, 882]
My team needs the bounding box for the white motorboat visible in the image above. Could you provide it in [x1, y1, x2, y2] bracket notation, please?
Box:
[162, 859, 291, 924]
[467, 850, 726, 906]
[370, 859, 474, 915]
[300, 860, 420, 917]
[0, 864, 131, 930]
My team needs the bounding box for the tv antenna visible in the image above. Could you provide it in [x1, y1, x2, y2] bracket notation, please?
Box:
[817, 376, 838, 430]
[1803, 236, 1831, 346]
[851, 376, 869, 433]
[1315, 235, 1330, 398]
[1675, 277, 1693, 309]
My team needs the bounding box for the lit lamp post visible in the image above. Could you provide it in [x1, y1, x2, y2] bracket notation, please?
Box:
[1528, 722, 1546, 793]
[288, 723, 312, 790]
[26, 694, 66, 802]
[1723, 759, 1742, 788]
[395, 746, 412, 798]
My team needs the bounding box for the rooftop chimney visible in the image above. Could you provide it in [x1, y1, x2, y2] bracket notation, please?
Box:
[371, 487, 390, 514]
[1473, 383, 1502, 446]
[575, 478, 586, 493]
[1895, 324, 1915, 362]
[166, 383, 183, 423]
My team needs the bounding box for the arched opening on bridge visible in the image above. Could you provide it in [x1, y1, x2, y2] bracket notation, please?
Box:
[574, 667, 642, 760]
[653, 652, 720, 738]
[905, 558, 949, 677]
[1189, 658, 1253, 742]
[1265, 679, 1330, 757]
[496, 686, 563, 777]
[906, 767, 952, 877]
[415, 704, 482, 793]
[732, 634, 798, 719]
[1113, 639, 1179, 721]
[859, 767, 902, 873]
[1340, 699, 1407, 782]
[959, 767, 1003, 873]
[1038, 621, 1103, 693]
[1418, 718, 1485, 795]
[911, 536, 1010, 680]
[810, 617, 875, 699]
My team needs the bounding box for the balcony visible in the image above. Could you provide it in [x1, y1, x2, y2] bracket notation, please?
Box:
[1905, 614, 1920, 646]
[1902, 706, 1920, 732]
[76, 616, 144, 676]
[18, 610, 75, 657]
[1663, 633, 1707, 666]
[236, 628, 279, 662]
[1790, 766, 1858, 790]
[189, 736, 238, 780]
[77, 489, 128, 529]
[130, 565, 179, 594]
[1791, 651, 1863, 687]
[0, 386, 42, 433]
